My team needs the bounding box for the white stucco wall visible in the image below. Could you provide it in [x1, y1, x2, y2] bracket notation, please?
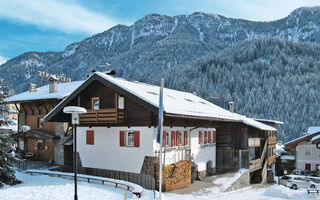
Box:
[154, 127, 216, 172]
[190, 128, 216, 172]
[296, 141, 320, 171]
[77, 126, 155, 174]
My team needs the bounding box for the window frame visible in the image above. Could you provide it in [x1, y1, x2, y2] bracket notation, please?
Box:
[126, 131, 135, 147]
[118, 95, 124, 109]
[91, 97, 100, 110]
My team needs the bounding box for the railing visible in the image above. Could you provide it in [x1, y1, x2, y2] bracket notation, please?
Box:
[14, 160, 59, 171]
[80, 109, 118, 123]
[249, 140, 268, 172]
[261, 158, 268, 184]
[268, 136, 276, 145]
[154, 147, 191, 165]
[25, 170, 143, 198]
[268, 155, 276, 165]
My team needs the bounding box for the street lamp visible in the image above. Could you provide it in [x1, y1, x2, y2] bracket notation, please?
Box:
[63, 106, 87, 200]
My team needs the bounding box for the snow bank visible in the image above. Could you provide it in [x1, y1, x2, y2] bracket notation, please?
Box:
[0, 172, 155, 200]
[213, 169, 249, 192]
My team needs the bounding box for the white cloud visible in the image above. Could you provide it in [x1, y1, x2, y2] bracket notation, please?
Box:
[0, 0, 118, 34]
[216, 0, 320, 21]
[0, 56, 7, 65]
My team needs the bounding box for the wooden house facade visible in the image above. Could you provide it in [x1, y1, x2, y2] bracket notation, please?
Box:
[6, 78, 83, 165]
[45, 72, 277, 189]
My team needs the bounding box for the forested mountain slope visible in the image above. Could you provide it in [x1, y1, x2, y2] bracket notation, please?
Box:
[162, 38, 320, 141]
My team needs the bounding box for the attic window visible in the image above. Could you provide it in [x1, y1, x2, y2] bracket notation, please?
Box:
[147, 91, 158, 96]
[184, 98, 194, 102]
[199, 101, 207, 105]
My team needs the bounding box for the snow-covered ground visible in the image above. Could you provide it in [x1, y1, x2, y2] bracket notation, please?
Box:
[1, 172, 319, 200]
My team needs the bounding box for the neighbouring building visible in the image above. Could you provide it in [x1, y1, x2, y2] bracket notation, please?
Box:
[284, 127, 320, 172]
[44, 71, 277, 190]
[6, 76, 83, 165]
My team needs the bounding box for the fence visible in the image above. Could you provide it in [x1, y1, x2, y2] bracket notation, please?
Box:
[52, 165, 155, 191]
[14, 160, 59, 171]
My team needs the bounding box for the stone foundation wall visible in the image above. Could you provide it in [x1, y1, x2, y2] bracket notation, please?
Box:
[140, 156, 155, 176]
[224, 170, 250, 192]
[155, 160, 191, 191]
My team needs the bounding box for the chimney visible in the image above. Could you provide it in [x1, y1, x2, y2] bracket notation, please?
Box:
[29, 84, 36, 92]
[48, 75, 58, 93]
[228, 101, 235, 113]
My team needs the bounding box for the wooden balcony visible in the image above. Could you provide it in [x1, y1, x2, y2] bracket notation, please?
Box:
[249, 158, 263, 172]
[80, 109, 124, 124]
[268, 155, 276, 166]
[268, 136, 276, 145]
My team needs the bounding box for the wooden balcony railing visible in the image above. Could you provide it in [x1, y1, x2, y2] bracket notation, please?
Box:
[249, 140, 268, 172]
[268, 136, 276, 145]
[268, 155, 276, 166]
[80, 109, 118, 124]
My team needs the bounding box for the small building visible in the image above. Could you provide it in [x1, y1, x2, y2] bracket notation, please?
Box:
[44, 72, 277, 190]
[6, 77, 83, 165]
[284, 127, 320, 172]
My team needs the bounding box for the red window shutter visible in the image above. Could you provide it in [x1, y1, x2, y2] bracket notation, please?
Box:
[163, 131, 166, 147]
[120, 131, 125, 146]
[184, 131, 188, 145]
[176, 131, 180, 146]
[171, 131, 175, 146]
[204, 131, 208, 144]
[134, 131, 140, 147]
[86, 130, 94, 145]
[213, 131, 216, 143]
[199, 131, 202, 144]
[208, 131, 211, 143]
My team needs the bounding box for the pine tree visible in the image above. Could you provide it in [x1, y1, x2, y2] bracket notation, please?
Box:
[0, 79, 20, 188]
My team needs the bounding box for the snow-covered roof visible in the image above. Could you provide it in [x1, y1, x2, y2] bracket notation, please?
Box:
[45, 72, 276, 131]
[285, 131, 320, 148]
[238, 115, 277, 131]
[280, 155, 295, 160]
[95, 72, 241, 121]
[307, 126, 320, 134]
[253, 118, 284, 125]
[6, 81, 84, 103]
[312, 134, 320, 143]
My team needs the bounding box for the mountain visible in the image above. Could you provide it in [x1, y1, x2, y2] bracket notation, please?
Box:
[1, 6, 320, 141]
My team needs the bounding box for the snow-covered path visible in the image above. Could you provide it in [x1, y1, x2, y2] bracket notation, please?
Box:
[1, 172, 319, 200]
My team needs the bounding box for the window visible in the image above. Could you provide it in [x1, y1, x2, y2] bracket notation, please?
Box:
[166, 131, 171, 147]
[86, 130, 94, 145]
[179, 131, 184, 145]
[120, 131, 140, 147]
[126, 131, 135, 146]
[211, 131, 214, 143]
[201, 131, 205, 144]
[118, 95, 124, 109]
[305, 147, 311, 156]
[38, 117, 43, 128]
[37, 140, 44, 150]
[91, 97, 99, 110]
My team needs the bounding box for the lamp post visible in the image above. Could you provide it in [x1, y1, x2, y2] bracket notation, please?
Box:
[63, 106, 87, 200]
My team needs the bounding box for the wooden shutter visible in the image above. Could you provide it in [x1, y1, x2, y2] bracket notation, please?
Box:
[213, 131, 216, 143]
[184, 131, 188, 145]
[120, 131, 125, 146]
[163, 131, 166, 147]
[86, 130, 94, 145]
[199, 131, 202, 144]
[134, 131, 140, 147]
[171, 131, 175, 147]
[204, 131, 208, 144]
[208, 131, 211, 143]
[176, 131, 180, 146]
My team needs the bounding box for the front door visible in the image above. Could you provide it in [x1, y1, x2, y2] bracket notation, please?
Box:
[305, 163, 311, 170]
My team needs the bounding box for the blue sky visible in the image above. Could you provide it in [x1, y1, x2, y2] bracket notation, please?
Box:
[0, 0, 319, 63]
